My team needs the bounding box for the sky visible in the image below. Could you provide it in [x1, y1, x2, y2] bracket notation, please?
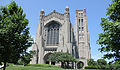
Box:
[0, 0, 112, 61]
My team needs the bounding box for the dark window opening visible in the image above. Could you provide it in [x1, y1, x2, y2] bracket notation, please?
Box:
[82, 27, 84, 31]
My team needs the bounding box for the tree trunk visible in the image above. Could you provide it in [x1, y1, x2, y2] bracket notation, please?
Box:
[72, 61, 75, 69]
[61, 62, 64, 68]
[3, 62, 6, 70]
[67, 61, 69, 68]
[75, 62, 76, 69]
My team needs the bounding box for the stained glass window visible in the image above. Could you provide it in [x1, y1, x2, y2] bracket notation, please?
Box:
[47, 22, 59, 45]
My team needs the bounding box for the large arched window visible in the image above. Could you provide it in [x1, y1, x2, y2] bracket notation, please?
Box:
[47, 21, 60, 45]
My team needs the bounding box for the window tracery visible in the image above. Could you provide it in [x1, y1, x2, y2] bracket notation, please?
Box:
[47, 22, 60, 45]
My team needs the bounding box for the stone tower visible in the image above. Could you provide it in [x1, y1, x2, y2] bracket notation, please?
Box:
[74, 9, 91, 60]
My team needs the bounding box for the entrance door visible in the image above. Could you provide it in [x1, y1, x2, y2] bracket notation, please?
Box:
[46, 61, 49, 64]
[44, 53, 56, 65]
[51, 62, 55, 65]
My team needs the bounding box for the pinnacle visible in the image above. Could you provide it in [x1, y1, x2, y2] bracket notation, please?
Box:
[41, 9, 44, 11]
[66, 6, 69, 8]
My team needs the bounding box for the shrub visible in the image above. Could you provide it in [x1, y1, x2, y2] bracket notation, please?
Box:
[87, 59, 97, 66]
[85, 66, 98, 69]
[97, 59, 107, 65]
[97, 65, 106, 69]
[105, 63, 120, 70]
[97, 59, 107, 69]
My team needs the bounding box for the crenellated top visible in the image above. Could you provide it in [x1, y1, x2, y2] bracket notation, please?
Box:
[75, 8, 86, 17]
[44, 10, 64, 21]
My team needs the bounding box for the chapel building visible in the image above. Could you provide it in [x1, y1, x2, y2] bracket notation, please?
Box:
[30, 6, 91, 69]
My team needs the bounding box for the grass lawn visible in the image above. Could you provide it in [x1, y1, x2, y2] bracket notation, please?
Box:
[6, 64, 100, 70]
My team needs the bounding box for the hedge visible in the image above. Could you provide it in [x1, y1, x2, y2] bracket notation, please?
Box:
[85, 66, 98, 69]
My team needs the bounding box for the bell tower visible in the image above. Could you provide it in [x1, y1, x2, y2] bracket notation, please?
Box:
[74, 9, 91, 59]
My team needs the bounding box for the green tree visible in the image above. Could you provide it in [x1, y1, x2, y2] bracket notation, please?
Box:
[18, 51, 35, 66]
[87, 59, 97, 66]
[0, 1, 32, 70]
[97, 0, 120, 62]
[48, 52, 77, 68]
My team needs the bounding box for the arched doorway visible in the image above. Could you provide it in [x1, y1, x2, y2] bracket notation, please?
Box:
[43, 53, 55, 65]
[77, 61, 84, 69]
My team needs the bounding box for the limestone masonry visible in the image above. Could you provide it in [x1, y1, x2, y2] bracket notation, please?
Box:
[30, 6, 91, 69]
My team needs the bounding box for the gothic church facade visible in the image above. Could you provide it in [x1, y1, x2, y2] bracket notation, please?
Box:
[30, 7, 91, 68]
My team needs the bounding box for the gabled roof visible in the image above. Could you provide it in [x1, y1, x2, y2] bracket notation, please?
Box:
[45, 10, 64, 17]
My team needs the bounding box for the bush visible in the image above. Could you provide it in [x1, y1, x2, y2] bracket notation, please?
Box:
[97, 65, 106, 69]
[97, 59, 107, 65]
[85, 66, 98, 69]
[17, 59, 23, 65]
[87, 59, 97, 66]
[105, 63, 120, 70]
[96, 59, 107, 69]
